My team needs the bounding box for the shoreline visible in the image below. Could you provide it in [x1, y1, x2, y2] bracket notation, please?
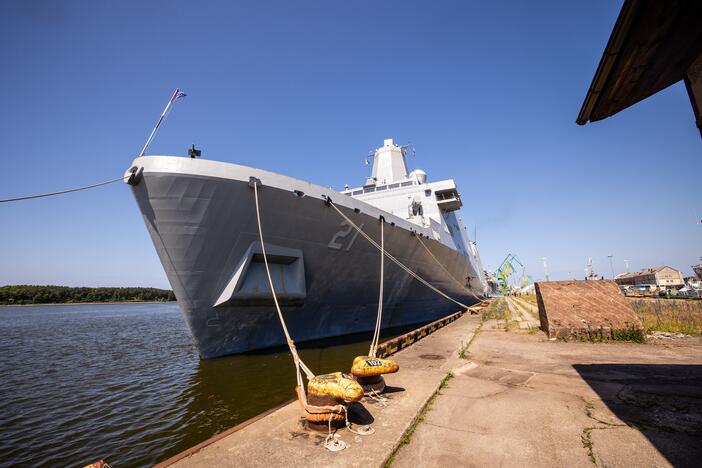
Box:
[0, 300, 177, 308]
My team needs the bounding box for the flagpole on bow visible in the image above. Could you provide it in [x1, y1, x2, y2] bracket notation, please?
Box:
[138, 88, 186, 157]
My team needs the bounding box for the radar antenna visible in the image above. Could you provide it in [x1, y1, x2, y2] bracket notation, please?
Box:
[399, 143, 415, 159]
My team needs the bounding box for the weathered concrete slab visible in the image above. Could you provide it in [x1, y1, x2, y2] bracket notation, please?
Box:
[159, 295, 702, 468]
[392, 328, 702, 468]
[535, 280, 643, 340]
[159, 313, 482, 468]
[506, 297, 540, 330]
[590, 426, 701, 468]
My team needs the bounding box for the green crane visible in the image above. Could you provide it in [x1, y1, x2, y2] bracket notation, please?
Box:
[496, 254, 526, 295]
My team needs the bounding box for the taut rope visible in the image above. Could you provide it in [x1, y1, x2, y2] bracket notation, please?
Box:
[369, 219, 384, 358]
[326, 199, 470, 310]
[253, 182, 314, 392]
[0, 175, 129, 203]
[414, 234, 486, 304]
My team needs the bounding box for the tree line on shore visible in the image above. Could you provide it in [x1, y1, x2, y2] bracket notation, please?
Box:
[0, 285, 176, 305]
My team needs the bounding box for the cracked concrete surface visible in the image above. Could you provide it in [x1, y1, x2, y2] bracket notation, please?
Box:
[392, 325, 702, 468]
[161, 302, 701, 468]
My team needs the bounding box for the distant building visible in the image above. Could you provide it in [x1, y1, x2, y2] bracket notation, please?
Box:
[615, 266, 685, 288]
[693, 259, 702, 281]
[684, 276, 702, 289]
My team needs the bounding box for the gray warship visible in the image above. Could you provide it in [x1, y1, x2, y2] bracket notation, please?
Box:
[125, 138, 487, 358]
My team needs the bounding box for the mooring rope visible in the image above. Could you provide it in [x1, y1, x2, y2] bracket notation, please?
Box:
[256, 185, 374, 450]
[324, 409, 348, 451]
[414, 234, 486, 304]
[366, 388, 388, 407]
[369, 220, 384, 358]
[326, 199, 470, 310]
[0, 175, 129, 203]
[346, 415, 375, 435]
[256, 183, 379, 452]
[253, 182, 314, 390]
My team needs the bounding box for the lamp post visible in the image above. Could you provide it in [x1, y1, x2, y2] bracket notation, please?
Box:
[608, 255, 615, 278]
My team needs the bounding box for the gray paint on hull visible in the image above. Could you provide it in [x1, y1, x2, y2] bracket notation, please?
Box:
[131, 172, 481, 358]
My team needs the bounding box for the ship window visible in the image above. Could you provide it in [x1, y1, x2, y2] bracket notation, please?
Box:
[401, 181, 413, 187]
[376, 185, 387, 191]
[363, 187, 375, 193]
[352, 190, 363, 195]
[388, 183, 400, 189]
[435, 190, 458, 201]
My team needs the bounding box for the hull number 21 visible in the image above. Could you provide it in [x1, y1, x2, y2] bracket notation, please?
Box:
[328, 220, 364, 251]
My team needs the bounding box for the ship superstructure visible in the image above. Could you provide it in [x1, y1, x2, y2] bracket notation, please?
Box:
[341, 139, 483, 289]
[126, 138, 486, 358]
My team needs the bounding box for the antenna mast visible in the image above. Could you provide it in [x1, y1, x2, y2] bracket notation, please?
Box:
[139, 88, 186, 157]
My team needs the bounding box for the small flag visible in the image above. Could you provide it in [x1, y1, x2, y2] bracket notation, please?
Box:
[176, 91, 187, 100]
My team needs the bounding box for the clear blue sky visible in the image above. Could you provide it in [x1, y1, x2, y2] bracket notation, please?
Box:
[1, 0, 700, 288]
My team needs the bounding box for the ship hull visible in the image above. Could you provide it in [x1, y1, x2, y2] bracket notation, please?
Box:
[127, 156, 483, 358]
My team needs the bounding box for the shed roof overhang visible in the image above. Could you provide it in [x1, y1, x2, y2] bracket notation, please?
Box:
[576, 0, 702, 135]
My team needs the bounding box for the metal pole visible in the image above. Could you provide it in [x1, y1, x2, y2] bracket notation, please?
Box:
[139, 88, 181, 157]
[608, 255, 615, 278]
[541, 257, 550, 282]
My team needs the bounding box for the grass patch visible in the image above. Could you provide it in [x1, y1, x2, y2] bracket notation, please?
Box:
[559, 326, 646, 344]
[505, 320, 520, 332]
[570, 326, 646, 344]
[481, 298, 517, 332]
[384, 371, 454, 467]
[520, 294, 537, 305]
[457, 298, 495, 358]
[441, 371, 454, 388]
[581, 427, 596, 465]
[481, 298, 510, 322]
[610, 327, 646, 343]
[458, 323, 483, 359]
[628, 298, 702, 336]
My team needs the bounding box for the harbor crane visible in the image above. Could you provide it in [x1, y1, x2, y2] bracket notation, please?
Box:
[496, 254, 529, 295]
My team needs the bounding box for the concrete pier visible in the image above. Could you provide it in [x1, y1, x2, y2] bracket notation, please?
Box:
[157, 299, 702, 468]
[157, 311, 483, 468]
[392, 311, 702, 468]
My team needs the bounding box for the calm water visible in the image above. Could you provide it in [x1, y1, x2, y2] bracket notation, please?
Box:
[0, 303, 385, 467]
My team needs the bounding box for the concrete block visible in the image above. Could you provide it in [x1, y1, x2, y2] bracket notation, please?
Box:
[535, 280, 643, 340]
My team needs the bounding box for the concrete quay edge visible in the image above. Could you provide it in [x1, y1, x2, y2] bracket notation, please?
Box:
[157, 310, 484, 468]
